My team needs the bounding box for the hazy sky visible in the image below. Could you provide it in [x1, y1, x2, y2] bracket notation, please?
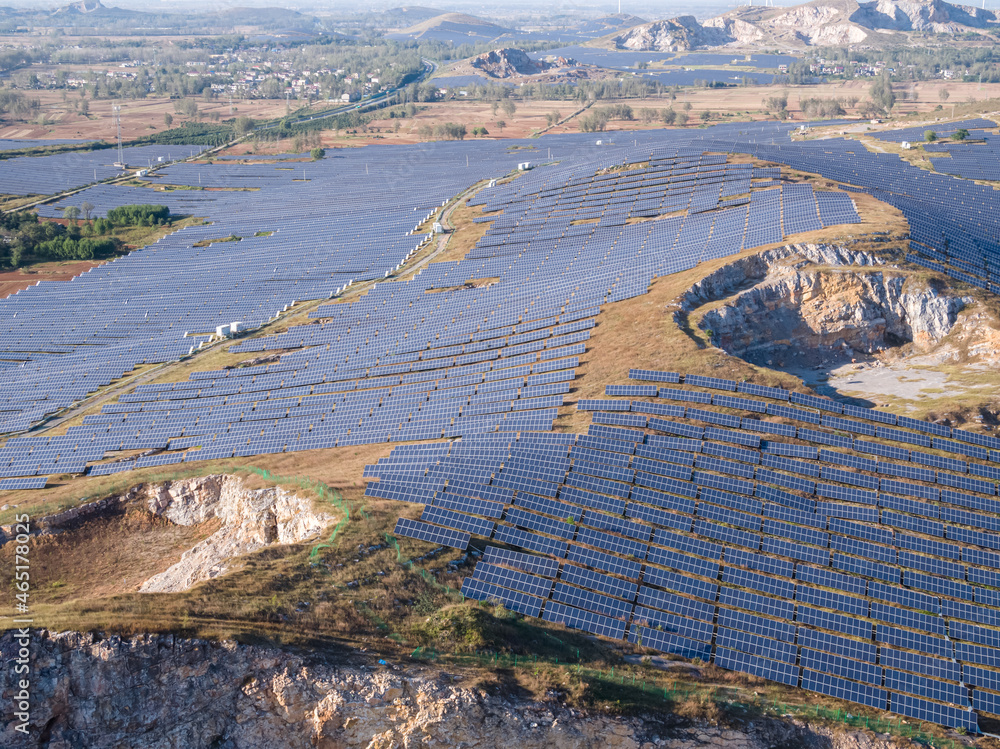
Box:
[18, 0, 815, 15]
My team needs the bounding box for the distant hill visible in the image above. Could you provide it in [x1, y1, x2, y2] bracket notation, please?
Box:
[387, 12, 516, 44]
[43, 0, 313, 30]
[212, 6, 311, 27]
[382, 6, 446, 27]
[398, 12, 505, 35]
[577, 13, 647, 34]
[609, 0, 1000, 50]
[50, 0, 147, 18]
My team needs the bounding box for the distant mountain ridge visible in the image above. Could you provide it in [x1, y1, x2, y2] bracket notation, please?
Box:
[50, 0, 145, 18]
[612, 0, 1000, 50]
[386, 11, 516, 44]
[397, 12, 506, 36]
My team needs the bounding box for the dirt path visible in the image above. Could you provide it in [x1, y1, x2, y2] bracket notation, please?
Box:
[392, 179, 486, 280]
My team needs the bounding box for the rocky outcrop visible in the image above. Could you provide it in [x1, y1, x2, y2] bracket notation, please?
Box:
[701, 270, 963, 359]
[615, 17, 733, 51]
[0, 630, 916, 749]
[679, 243, 967, 364]
[701, 17, 765, 44]
[805, 21, 871, 45]
[470, 48, 557, 78]
[851, 0, 997, 32]
[0, 630, 655, 749]
[139, 475, 334, 593]
[471, 48, 553, 78]
[665, 0, 1000, 50]
[680, 244, 886, 311]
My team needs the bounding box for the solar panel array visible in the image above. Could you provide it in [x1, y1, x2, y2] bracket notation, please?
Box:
[4, 122, 1000, 727]
[374, 370, 1000, 730]
[0, 144, 209, 196]
[0, 117, 995, 518]
[0, 138, 89, 152]
[683, 125, 1000, 303]
[925, 134, 1000, 181]
[870, 119, 996, 144]
[0, 124, 864, 484]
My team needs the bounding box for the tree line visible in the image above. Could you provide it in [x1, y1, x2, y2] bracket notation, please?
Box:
[0, 204, 173, 268]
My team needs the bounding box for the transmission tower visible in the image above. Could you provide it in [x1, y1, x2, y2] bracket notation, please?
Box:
[112, 104, 125, 168]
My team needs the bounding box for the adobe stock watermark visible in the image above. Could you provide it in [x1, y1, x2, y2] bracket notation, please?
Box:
[9, 513, 33, 736]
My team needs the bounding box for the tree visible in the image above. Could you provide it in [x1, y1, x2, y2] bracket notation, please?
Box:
[578, 111, 608, 132]
[925, 130, 937, 142]
[163, 112, 173, 127]
[869, 73, 896, 116]
[310, 146, 326, 160]
[940, 88, 951, 102]
[107, 204, 170, 226]
[81, 201, 94, 221]
[952, 128, 969, 141]
[63, 206, 80, 225]
[499, 99, 516, 117]
[491, 101, 499, 117]
[433, 122, 466, 140]
[496, 119, 506, 132]
[800, 98, 845, 119]
[662, 108, 677, 126]
[764, 93, 788, 113]
[700, 110, 712, 123]
[233, 115, 253, 138]
[79, 99, 89, 116]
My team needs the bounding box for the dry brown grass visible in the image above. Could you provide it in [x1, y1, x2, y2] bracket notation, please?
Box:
[0, 441, 396, 526]
[0, 92, 288, 142]
[431, 194, 497, 266]
[0, 503, 220, 605]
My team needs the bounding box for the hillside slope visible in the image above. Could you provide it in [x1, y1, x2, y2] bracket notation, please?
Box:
[612, 0, 999, 50]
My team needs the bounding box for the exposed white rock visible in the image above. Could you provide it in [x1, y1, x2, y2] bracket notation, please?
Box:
[679, 243, 966, 361]
[139, 475, 335, 593]
[679, 243, 885, 312]
[638, 0, 1000, 50]
[702, 16, 764, 43]
[852, 0, 997, 32]
[615, 17, 732, 51]
[0, 629, 921, 749]
[701, 269, 963, 357]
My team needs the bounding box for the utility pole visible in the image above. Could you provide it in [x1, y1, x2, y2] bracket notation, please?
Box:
[112, 104, 124, 167]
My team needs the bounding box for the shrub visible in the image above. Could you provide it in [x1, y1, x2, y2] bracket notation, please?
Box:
[106, 204, 171, 226]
